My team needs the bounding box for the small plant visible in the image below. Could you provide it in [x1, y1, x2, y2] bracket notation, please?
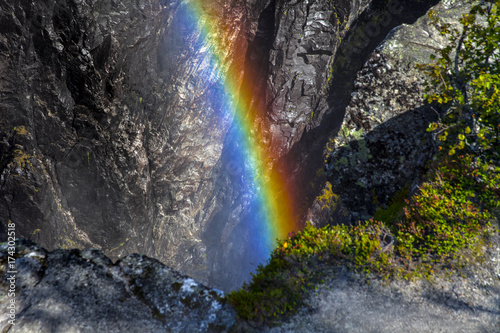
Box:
[373, 185, 409, 223]
[13, 126, 29, 136]
[420, 1, 500, 161]
[317, 182, 338, 212]
[229, 2, 500, 327]
[57, 237, 77, 249]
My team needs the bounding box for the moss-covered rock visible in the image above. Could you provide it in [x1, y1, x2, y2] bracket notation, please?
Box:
[321, 1, 474, 224]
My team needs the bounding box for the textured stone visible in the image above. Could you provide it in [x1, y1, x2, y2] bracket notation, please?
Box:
[319, 1, 472, 224]
[0, 239, 235, 332]
[0, 0, 254, 291]
[0, 0, 442, 293]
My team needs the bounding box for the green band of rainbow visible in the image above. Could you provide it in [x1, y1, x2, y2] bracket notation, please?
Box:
[176, 1, 298, 257]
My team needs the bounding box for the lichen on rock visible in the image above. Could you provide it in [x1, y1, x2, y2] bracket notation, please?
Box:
[321, 1, 474, 224]
[0, 239, 236, 332]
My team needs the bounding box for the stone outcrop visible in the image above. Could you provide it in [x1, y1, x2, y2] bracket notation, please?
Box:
[0, 0, 259, 291]
[0, 239, 235, 332]
[313, 1, 472, 224]
[0, 0, 444, 292]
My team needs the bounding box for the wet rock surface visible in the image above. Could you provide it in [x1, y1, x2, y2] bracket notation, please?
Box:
[0, 0, 258, 291]
[0, 0, 461, 295]
[0, 239, 235, 332]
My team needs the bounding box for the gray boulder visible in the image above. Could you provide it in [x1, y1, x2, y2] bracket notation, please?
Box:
[0, 239, 235, 332]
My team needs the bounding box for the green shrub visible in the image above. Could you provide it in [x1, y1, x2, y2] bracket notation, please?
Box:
[391, 155, 498, 270]
[228, 1, 500, 326]
[421, 0, 500, 161]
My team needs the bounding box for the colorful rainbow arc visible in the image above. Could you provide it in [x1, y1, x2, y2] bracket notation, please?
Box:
[181, 1, 298, 257]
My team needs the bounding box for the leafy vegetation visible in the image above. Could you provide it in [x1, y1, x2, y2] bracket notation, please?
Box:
[228, 1, 500, 327]
[316, 181, 338, 212]
[229, 155, 498, 325]
[421, 0, 500, 161]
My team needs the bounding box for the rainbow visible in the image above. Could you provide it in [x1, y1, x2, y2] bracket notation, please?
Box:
[175, 1, 299, 259]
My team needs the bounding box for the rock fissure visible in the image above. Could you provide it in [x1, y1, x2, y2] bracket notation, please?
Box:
[1, 0, 499, 331]
[0, 0, 443, 292]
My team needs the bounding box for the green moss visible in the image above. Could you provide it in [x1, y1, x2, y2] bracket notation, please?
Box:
[373, 185, 409, 223]
[316, 182, 338, 212]
[229, 154, 499, 326]
[352, 129, 364, 141]
[13, 126, 29, 136]
[57, 237, 77, 249]
[180, 296, 202, 309]
[357, 139, 372, 161]
[228, 220, 391, 325]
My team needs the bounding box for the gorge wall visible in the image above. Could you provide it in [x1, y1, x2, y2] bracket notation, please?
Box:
[1, 0, 439, 291]
[2, 2, 499, 331]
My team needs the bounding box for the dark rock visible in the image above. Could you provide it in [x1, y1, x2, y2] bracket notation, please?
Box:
[319, 1, 472, 224]
[0, 0, 444, 293]
[0, 0, 257, 291]
[0, 239, 235, 332]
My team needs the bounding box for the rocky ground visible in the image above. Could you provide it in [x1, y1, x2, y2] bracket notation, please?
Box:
[0, 240, 235, 333]
[2, 236, 498, 332]
[265, 262, 500, 333]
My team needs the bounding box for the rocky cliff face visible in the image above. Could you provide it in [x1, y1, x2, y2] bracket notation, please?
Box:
[317, 1, 474, 224]
[0, 0, 258, 291]
[0, 0, 440, 292]
[198, 0, 441, 290]
[2, 0, 499, 331]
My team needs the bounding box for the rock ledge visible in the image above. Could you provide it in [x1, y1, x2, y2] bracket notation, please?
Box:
[0, 239, 235, 333]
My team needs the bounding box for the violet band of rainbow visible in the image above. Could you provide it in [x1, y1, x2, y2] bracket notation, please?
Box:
[178, 0, 297, 257]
